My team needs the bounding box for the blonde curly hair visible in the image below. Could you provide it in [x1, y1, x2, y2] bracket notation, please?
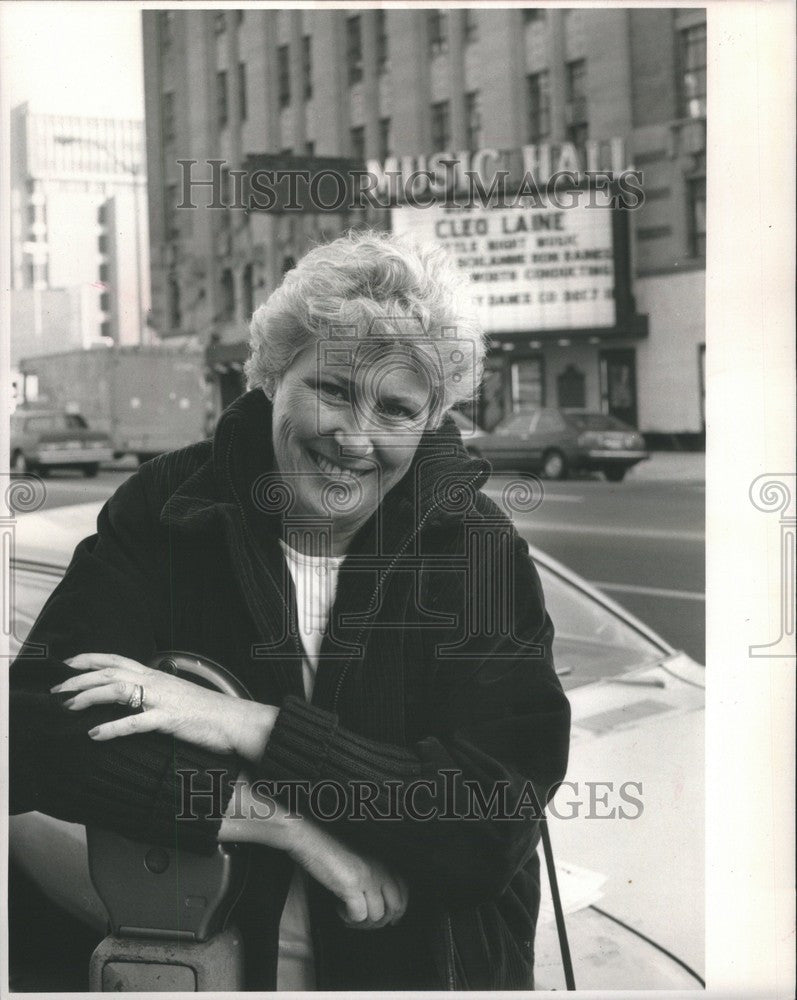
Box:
[244, 229, 486, 421]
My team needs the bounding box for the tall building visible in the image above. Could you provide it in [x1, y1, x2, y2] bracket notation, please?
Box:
[143, 7, 706, 442]
[10, 104, 151, 360]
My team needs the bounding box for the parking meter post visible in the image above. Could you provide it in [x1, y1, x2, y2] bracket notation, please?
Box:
[89, 927, 245, 991]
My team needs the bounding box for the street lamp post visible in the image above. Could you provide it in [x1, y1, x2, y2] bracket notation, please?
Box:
[54, 134, 145, 346]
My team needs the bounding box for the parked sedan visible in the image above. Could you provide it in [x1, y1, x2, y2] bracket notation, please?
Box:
[469, 408, 649, 481]
[10, 410, 113, 478]
[7, 500, 703, 991]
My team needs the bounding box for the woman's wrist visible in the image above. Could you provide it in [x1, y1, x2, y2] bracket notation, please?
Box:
[232, 701, 279, 763]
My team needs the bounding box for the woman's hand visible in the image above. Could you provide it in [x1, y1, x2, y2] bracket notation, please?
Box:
[288, 820, 410, 929]
[218, 779, 409, 929]
[50, 653, 278, 763]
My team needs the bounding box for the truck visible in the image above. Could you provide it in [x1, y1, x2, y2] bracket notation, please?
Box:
[18, 346, 212, 463]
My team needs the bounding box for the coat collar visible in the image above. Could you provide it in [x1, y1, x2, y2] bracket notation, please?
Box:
[161, 388, 491, 548]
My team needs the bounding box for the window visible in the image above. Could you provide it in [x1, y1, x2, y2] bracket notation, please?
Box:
[464, 10, 478, 43]
[378, 118, 392, 161]
[161, 10, 175, 48]
[428, 11, 448, 56]
[687, 176, 706, 257]
[277, 45, 290, 107]
[100, 321, 112, 340]
[162, 91, 176, 142]
[565, 59, 588, 146]
[527, 71, 551, 142]
[99, 291, 110, 313]
[350, 125, 366, 162]
[219, 268, 235, 320]
[430, 100, 450, 149]
[679, 23, 707, 118]
[302, 36, 312, 99]
[242, 263, 254, 317]
[98, 233, 108, 254]
[346, 16, 363, 84]
[305, 140, 315, 156]
[169, 275, 182, 329]
[98, 262, 109, 283]
[376, 10, 389, 73]
[216, 70, 228, 128]
[523, 9, 546, 24]
[238, 63, 247, 121]
[465, 91, 481, 150]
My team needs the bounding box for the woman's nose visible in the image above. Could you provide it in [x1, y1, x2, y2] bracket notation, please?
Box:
[333, 428, 374, 456]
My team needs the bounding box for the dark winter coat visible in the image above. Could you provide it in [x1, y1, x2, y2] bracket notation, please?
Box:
[10, 388, 571, 990]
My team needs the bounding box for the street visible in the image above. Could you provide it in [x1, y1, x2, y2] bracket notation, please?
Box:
[34, 465, 705, 663]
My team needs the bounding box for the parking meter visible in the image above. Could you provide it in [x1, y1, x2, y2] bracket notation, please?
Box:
[88, 652, 250, 992]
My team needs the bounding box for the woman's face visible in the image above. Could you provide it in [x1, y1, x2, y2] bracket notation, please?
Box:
[270, 342, 437, 540]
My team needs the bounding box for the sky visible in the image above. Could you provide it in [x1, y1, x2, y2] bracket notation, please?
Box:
[1, 1, 145, 120]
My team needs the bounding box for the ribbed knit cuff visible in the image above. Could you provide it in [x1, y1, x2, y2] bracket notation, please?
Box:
[258, 695, 339, 781]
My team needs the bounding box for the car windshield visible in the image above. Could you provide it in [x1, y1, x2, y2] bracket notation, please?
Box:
[11, 559, 667, 690]
[535, 563, 665, 689]
[566, 413, 629, 432]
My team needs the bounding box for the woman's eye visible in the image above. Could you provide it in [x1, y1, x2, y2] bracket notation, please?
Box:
[318, 382, 348, 402]
[378, 402, 413, 421]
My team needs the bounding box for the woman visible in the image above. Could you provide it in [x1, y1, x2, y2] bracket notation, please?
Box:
[11, 231, 570, 989]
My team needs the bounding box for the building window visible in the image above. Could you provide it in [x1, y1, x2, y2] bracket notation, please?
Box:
[216, 70, 228, 128]
[687, 176, 706, 257]
[302, 36, 312, 99]
[98, 233, 108, 254]
[430, 100, 450, 149]
[526, 71, 550, 142]
[428, 11, 448, 56]
[346, 16, 363, 84]
[465, 91, 481, 150]
[214, 12, 226, 34]
[305, 140, 315, 156]
[99, 262, 110, 283]
[679, 23, 707, 119]
[376, 10, 389, 73]
[565, 59, 588, 146]
[169, 275, 181, 329]
[350, 125, 366, 162]
[238, 63, 247, 121]
[160, 10, 175, 48]
[100, 320, 112, 340]
[219, 268, 235, 320]
[378, 117, 392, 161]
[523, 9, 546, 24]
[162, 91, 176, 143]
[277, 45, 290, 107]
[464, 10, 478, 43]
[99, 291, 110, 313]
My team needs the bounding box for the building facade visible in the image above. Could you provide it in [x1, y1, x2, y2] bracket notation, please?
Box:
[143, 7, 706, 441]
[10, 104, 151, 361]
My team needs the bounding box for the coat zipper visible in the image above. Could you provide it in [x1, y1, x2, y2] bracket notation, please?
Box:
[331, 472, 483, 712]
[443, 914, 457, 990]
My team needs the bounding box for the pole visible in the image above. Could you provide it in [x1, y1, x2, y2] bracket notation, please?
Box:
[131, 166, 144, 345]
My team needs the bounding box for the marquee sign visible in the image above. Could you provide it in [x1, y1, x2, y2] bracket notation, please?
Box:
[391, 188, 617, 333]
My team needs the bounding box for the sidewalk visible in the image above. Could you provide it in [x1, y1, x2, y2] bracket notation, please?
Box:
[628, 451, 705, 483]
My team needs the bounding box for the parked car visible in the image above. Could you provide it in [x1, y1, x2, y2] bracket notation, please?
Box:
[467, 408, 649, 481]
[10, 410, 113, 478]
[7, 500, 703, 991]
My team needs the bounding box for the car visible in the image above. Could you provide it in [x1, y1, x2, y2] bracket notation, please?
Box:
[466, 407, 649, 481]
[10, 409, 114, 478]
[7, 499, 704, 991]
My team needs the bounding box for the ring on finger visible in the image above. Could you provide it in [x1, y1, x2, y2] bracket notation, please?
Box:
[128, 684, 145, 711]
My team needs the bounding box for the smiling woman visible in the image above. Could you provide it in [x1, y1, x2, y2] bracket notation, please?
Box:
[10, 230, 571, 991]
